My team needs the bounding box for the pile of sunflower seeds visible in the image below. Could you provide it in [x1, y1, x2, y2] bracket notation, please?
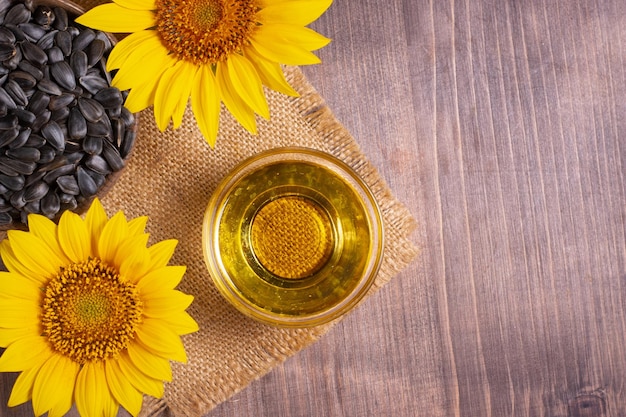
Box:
[0, 0, 135, 227]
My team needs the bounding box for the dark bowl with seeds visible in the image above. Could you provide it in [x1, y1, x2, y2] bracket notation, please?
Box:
[0, 0, 137, 230]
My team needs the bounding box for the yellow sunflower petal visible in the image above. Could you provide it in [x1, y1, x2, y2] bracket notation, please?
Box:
[0, 326, 39, 347]
[153, 61, 196, 131]
[6, 230, 64, 280]
[0, 335, 51, 372]
[105, 358, 143, 417]
[128, 216, 148, 236]
[117, 235, 151, 282]
[117, 351, 164, 398]
[136, 265, 185, 294]
[160, 311, 200, 335]
[75, 361, 109, 417]
[111, 35, 171, 90]
[113, 0, 156, 10]
[142, 289, 194, 318]
[216, 62, 257, 134]
[85, 197, 108, 255]
[8, 365, 40, 407]
[127, 342, 173, 381]
[98, 211, 129, 264]
[245, 47, 299, 97]
[57, 210, 90, 263]
[262, 23, 331, 51]
[107, 30, 155, 70]
[257, 0, 333, 26]
[191, 64, 221, 146]
[27, 214, 70, 265]
[0, 241, 36, 283]
[103, 389, 120, 417]
[226, 54, 269, 119]
[0, 271, 42, 300]
[146, 239, 178, 270]
[136, 318, 187, 362]
[171, 63, 198, 129]
[250, 27, 322, 65]
[32, 354, 79, 417]
[75, 4, 155, 33]
[0, 299, 40, 328]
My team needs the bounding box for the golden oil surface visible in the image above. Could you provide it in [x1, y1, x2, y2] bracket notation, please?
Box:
[216, 160, 374, 317]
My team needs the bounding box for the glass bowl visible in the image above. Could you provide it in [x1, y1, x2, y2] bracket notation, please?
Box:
[203, 147, 384, 327]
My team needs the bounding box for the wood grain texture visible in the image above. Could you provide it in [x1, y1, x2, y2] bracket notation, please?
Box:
[2, 0, 626, 416]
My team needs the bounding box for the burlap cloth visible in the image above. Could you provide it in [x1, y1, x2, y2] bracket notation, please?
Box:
[6, 1, 419, 415]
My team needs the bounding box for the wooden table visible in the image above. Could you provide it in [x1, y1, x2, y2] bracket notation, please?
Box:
[2, 0, 626, 416]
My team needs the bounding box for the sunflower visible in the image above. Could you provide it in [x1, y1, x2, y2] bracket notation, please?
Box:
[75, 0, 333, 146]
[0, 198, 198, 417]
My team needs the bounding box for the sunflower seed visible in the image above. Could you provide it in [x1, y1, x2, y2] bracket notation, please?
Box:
[77, 97, 105, 122]
[0, 87, 16, 109]
[40, 191, 59, 217]
[0, 156, 35, 175]
[6, 147, 39, 162]
[23, 199, 40, 213]
[18, 59, 43, 80]
[102, 140, 124, 171]
[53, 28, 71, 56]
[37, 145, 55, 163]
[9, 189, 25, 208]
[19, 22, 47, 42]
[24, 169, 45, 187]
[31, 109, 50, 131]
[51, 7, 67, 31]
[48, 92, 73, 110]
[79, 74, 108, 95]
[0, 42, 15, 61]
[40, 121, 64, 151]
[57, 191, 74, 204]
[76, 166, 96, 197]
[5, 23, 26, 43]
[2, 43, 20, 69]
[0, 27, 15, 43]
[5, 80, 27, 107]
[49, 107, 67, 123]
[85, 154, 110, 175]
[5, 4, 30, 26]
[69, 49, 87, 78]
[42, 163, 73, 183]
[0, 126, 19, 147]
[86, 120, 111, 137]
[0, 210, 11, 224]
[72, 28, 96, 51]
[36, 29, 57, 50]
[26, 90, 49, 114]
[0, 173, 24, 190]
[94, 31, 112, 53]
[20, 41, 47, 65]
[23, 132, 45, 148]
[120, 129, 135, 159]
[9, 70, 36, 89]
[33, 5, 55, 28]
[6, 127, 28, 149]
[68, 107, 86, 139]
[93, 87, 123, 110]
[46, 46, 64, 64]
[50, 60, 75, 90]
[23, 180, 48, 202]
[0, 115, 17, 130]
[87, 39, 105, 67]
[37, 78, 62, 95]
[56, 174, 79, 194]
[82, 135, 102, 155]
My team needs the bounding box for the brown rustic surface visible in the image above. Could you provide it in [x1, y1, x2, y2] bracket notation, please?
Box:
[3, 0, 626, 416]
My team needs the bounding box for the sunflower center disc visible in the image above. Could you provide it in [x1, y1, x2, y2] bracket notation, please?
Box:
[250, 196, 334, 279]
[41, 258, 143, 364]
[155, 0, 257, 64]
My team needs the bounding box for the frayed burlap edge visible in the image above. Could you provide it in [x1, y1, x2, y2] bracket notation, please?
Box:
[130, 67, 419, 417]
